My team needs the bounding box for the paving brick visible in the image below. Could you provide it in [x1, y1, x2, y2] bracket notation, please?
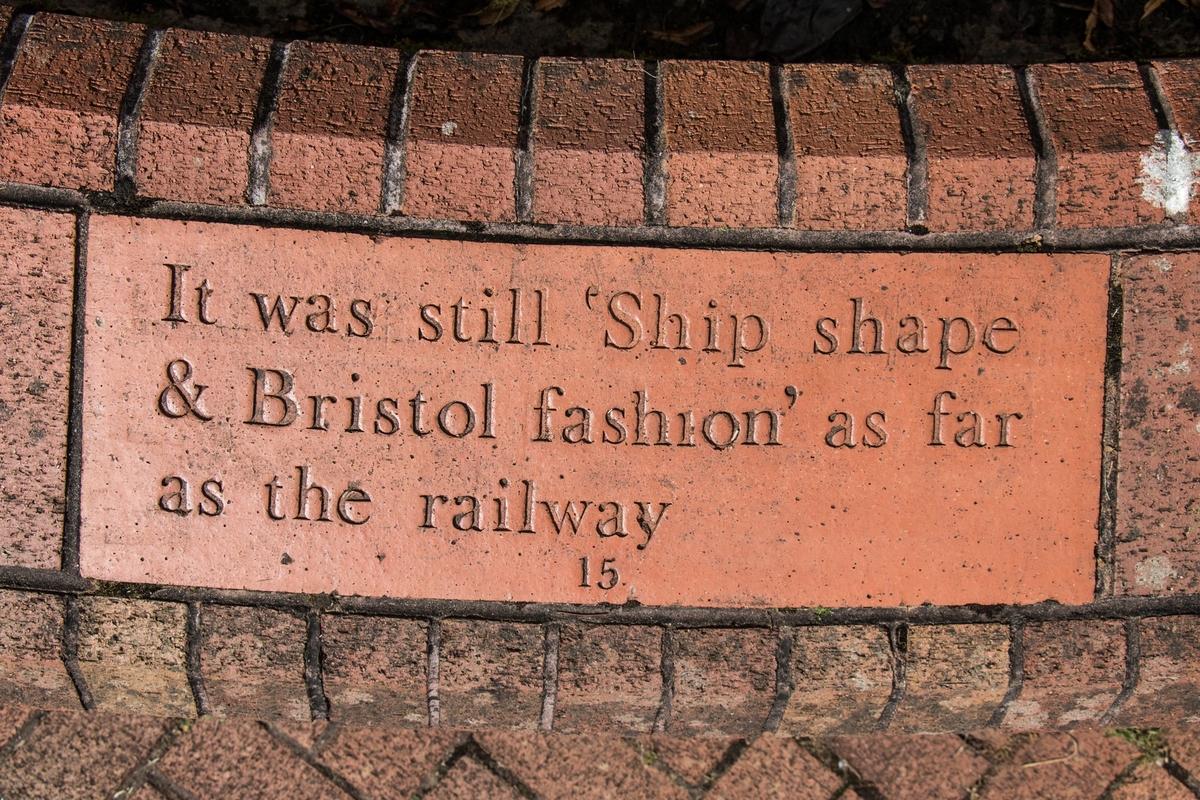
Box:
[402, 51, 523, 222]
[200, 604, 310, 721]
[786, 64, 905, 231]
[0, 208, 74, 569]
[779, 625, 893, 736]
[137, 29, 270, 205]
[427, 756, 522, 800]
[977, 728, 1140, 799]
[708, 735, 842, 800]
[554, 623, 661, 734]
[271, 719, 328, 751]
[1002, 619, 1125, 730]
[316, 727, 460, 798]
[270, 41, 399, 215]
[1152, 59, 1200, 225]
[831, 733, 990, 800]
[77, 597, 193, 716]
[635, 735, 733, 785]
[1116, 616, 1200, 724]
[322, 614, 427, 726]
[0, 704, 32, 748]
[1163, 723, 1200, 777]
[671, 628, 776, 738]
[0, 710, 165, 800]
[908, 65, 1037, 231]
[439, 619, 544, 730]
[892, 624, 1010, 733]
[0, 14, 144, 191]
[661, 60, 777, 228]
[1109, 762, 1193, 800]
[533, 58, 644, 227]
[1118, 253, 1200, 596]
[1032, 62, 1162, 228]
[0, 590, 76, 709]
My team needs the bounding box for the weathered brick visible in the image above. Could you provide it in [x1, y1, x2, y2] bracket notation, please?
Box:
[787, 64, 905, 231]
[892, 624, 1009, 733]
[137, 29, 270, 205]
[1116, 616, 1200, 724]
[0, 590, 77, 709]
[831, 733, 990, 800]
[403, 51, 523, 222]
[1032, 62, 1162, 228]
[708, 735, 842, 800]
[200, 605, 309, 721]
[0, 14, 144, 191]
[553, 623, 661, 734]
[316, 727, 461, 797]
[426, 756, 523, 800]
[438, 619, 543, 730]
[662, 60, 777, 228]
[1117, 253, 1200, 595]
[1152, 59, 1200, 225]
[779, 625, 893, 736]
[533, 58, 644, 227]
[322, 614, 426, 725]
[269, 41, 399, 215]
[1110, 761, 1194, 800]
[976, 728, 1139, 799]
[671, 628, 776, 738]
[909, 65, 1036, 231]
[0, 208, 74, 569]
[76, 597, 193, 716]
[1002, 619, 1125, 730]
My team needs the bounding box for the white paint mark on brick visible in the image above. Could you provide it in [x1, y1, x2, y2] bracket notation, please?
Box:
[1138, 130, 1200, 216]
[1170, 360, 1191, 375]
[1135, 555, 1178, 588]
[440, 121, 458, 136]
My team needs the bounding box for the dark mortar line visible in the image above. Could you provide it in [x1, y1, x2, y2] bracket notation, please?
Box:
[61, 211, 88, 575]
[1097, 757, 1149, 800]
[539, 621, 559, 732]
[985, 617, 1025, 728]
[62, 594, 94, 710]
[247, 40, 289, 207]
[653, 626, 674, 733]
[305, 608, 329, 720]
[699, 739, 752, 793]
[114, 27, 164, 202]
[642, 60, 667, 226]
[0, 709, 43, 771]
[770, 64, 797, 229]
[875, 622, 907, 731]
[894, 67, 928, 235]
[380, 54, 415, 216]
[262, 721, 368, 800]
[1097, 253, 1124, 598]
[0, 12, 31, 107]
[427, 618, 441, 727]
[1139, 63, 1178, 135]
[514, 56, 538, 224]
[459, 736, 540, 800]
[1016, 66, 1058, 230]
[111, 718, 188, 799]
[1163, 757, 1200, 800]
[0, 565, 88, 592]
[761, 626, 793, 734]
[408, 735, 475, 799]
[1100, 617, 1141, 725]
[145, 769, 202, 800]
[799, 738, 887, 800]
[620, 737, 699, 798]
[311, 720, 340, 756]
[185, 601, 211, 716]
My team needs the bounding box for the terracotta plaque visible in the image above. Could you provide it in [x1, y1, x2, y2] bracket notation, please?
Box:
[80, 217, 1108, 607]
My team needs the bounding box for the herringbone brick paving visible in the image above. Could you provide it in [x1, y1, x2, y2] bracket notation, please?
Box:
[0, 708, 1195, 799]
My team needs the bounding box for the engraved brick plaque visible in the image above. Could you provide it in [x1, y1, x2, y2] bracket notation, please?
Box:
[80, 217, 1107, 607]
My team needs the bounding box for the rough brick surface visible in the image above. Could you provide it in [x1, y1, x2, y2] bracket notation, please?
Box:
[0, 14, 144, 191]
[403, 51, 523, 222]
[0, 591, 76, 709]
[709, 735, 842, 800]
[662, 61, 777, 228]
[1118, 253, 1200, 595]
[1162, 724, 1200, 779]
[832, 733, 990, 800]
[787, 65, 905, 231]
[438, 619, 543, 730]
[893, 624, 1009, 733]
[780, 625, 893, 736]
[1153, 59, 1200, 225]
[1033, 62, 1161, 228]
[270, 41, 399, 215]
[533, 58, 644, 227]
[1110, 762, 1194, 800]
[635, 735, 732, 785]
[316, 727, 461, 797]
[1117, 616, 1200, 724]
[1003, 619, 1125, 730]
[77, 598, 192, 716]
[909, 65, 1036, 231]
[671, 628, 776, 738]
[322, 614, 427, 725]
[200, 605, 310, 721]
[977, 728, 1139, 799]
[427, 756, 523, 800]
[554, 623, 661, 734]
[137, 29, 270, 205]
[0, 208, 74, 569]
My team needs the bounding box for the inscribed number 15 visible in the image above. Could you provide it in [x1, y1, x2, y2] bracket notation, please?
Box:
[580, 557, 619, 590]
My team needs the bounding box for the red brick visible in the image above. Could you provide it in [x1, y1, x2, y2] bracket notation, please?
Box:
[0, 705, 31, 748]
[200, 605, 310, 721]
[708, 735, 842, 800]
[671, 628, 776, 738]
[554, 623, 661, 734]
[1032, 62, 1162, 228]
[0, 208, 74, 569]
[427, 756, 522, 800]
[1117, 253, 1200, 595]
[438, 619, 543, 730]
[634, 735, 732, 785]
[1116, 616, 1200, 724]
[1003, 619, 1125, 730]
[977, 728, 1139, 799]
[137, 29, 270, 205]
[1110, 762, 1193, 800]
[832, 733, 989, 800]
[322, 614, 427, 725]
[662, 60, 777, 228]
[909, 65, 1036, 231]
[1163, 724, 1200, 778]
[0, 14, 144, 191]
[779, 625, 893, 736]
[787, 65, 905, 231]
[270, 719, 328, 751]
[402, 51, 523, 222]
[269, 41, 399, 215]
[892, 624, 1009, 733]
[1152, 60, 1200, 225]
[533, 58, 644, 227]
[0, 590, 76, 709]
[316, 727, 460, 797]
